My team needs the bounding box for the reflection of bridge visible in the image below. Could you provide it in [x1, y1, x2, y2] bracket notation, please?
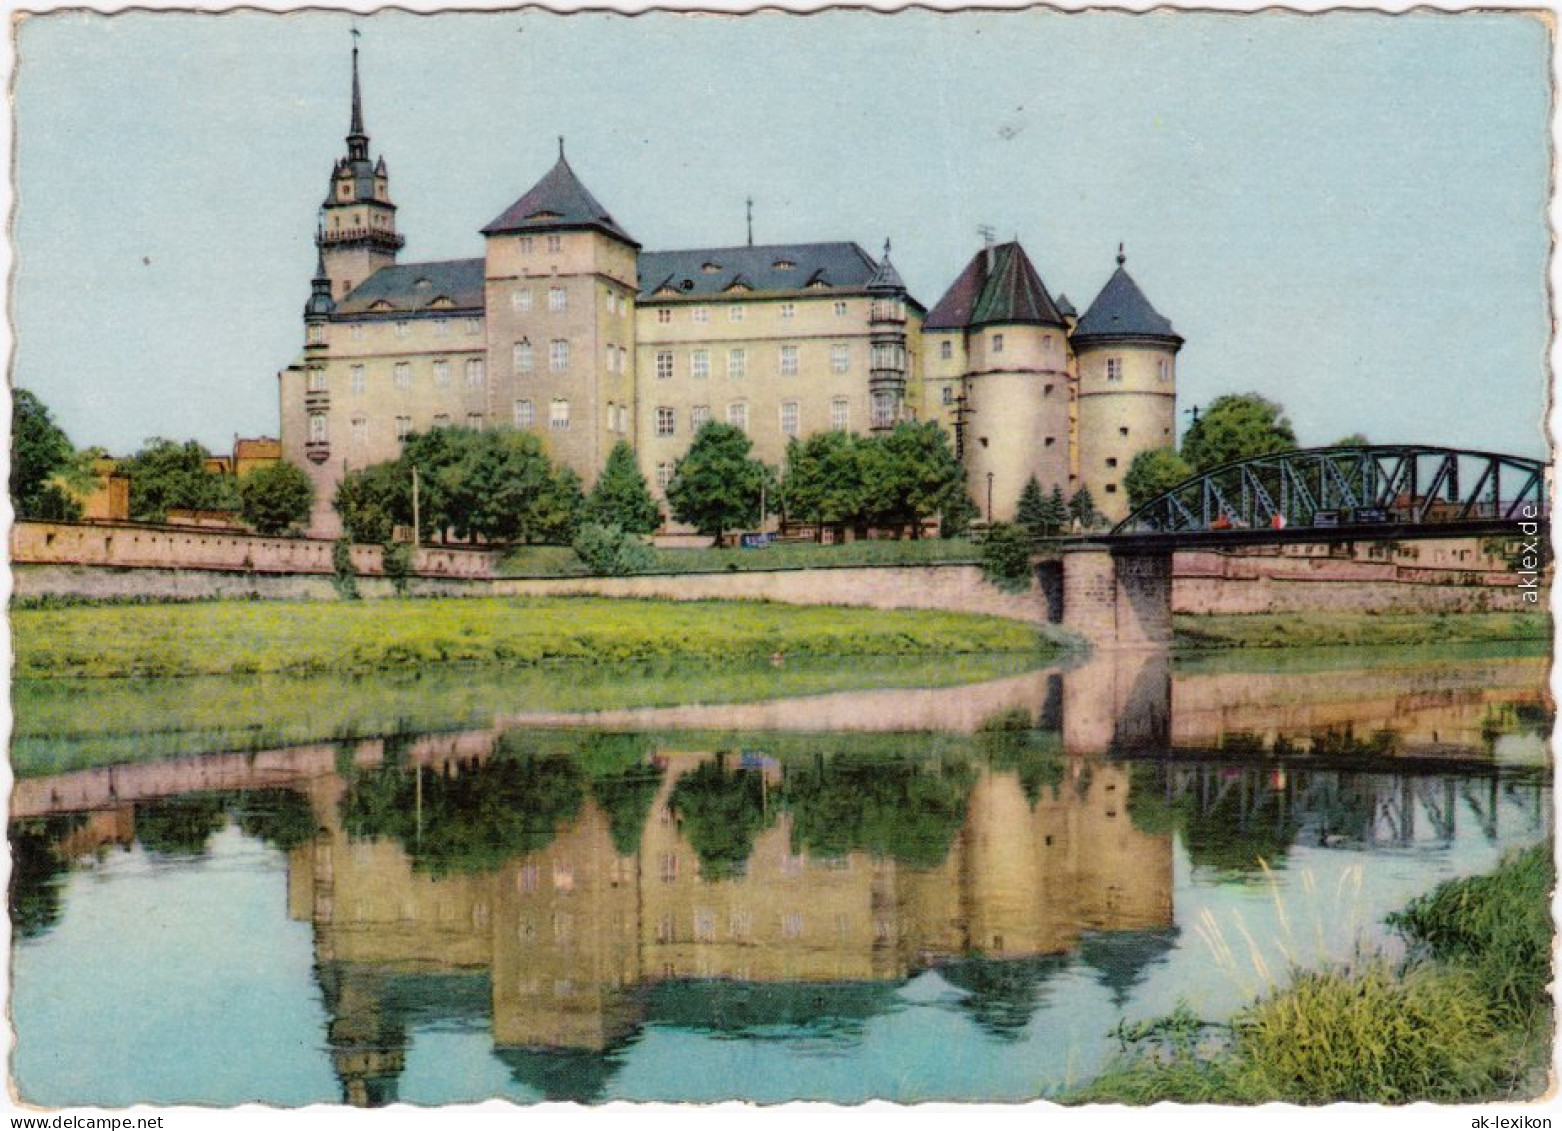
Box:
[1058, 445, 1548, 645]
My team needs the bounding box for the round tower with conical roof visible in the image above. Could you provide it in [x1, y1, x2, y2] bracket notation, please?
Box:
[926, 239, 1073, 523]
[1071, 247, 1183, 524]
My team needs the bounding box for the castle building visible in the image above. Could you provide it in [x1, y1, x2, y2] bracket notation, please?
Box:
[279, 48, 1181, 536]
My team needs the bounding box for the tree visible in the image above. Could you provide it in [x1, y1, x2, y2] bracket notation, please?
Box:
[1181, 393, 1297, 473]
[11, 388, 84, 521]
[1015, 477, 1049, 539]
[335, 460, 408, 545]
[1042, 485, 1070, 536]
[980, 522, 1035, 593]
[860, 421, 965, 538]
[1068, 486, 1100, 531]
[119, 438, 239, 523]
[666, 423, 771, 545]
[1333, 433, 1369, 448]
[1123, 447, 1194, 514]
[584, 441, 661, 534]
[781, 431, 866, 537]
[239, 460, 314, 536]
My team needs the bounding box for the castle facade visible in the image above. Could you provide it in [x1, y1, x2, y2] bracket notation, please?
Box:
[280, 49, 1183, 537]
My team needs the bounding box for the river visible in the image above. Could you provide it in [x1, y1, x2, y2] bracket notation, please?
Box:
[8, 641, 1551, 1106]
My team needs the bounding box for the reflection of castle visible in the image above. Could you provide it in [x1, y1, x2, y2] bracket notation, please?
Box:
[281, 749, 1171, 1102]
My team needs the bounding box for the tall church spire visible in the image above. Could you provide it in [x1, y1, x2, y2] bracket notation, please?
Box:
[346, 32, 368, 162]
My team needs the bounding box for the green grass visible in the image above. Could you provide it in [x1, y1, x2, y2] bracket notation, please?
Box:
[497, 538, 982, 578]
[1069, 843, 1554, 1104]
[11, 595, 1052, 680]
[1174, 611, 1551, 650]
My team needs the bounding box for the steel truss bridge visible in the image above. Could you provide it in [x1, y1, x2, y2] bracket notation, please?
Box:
[1108, 445, 1549, 550]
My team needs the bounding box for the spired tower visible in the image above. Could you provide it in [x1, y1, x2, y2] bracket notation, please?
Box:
[480, 142, 641, 488]
[866, 240, 911, 432]
[318, 39, 404, 302]
[1072, 247, 1183, 523]
[926, 240, 1073, 523]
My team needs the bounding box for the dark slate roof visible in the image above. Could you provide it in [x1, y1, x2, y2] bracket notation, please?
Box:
[334, 258, 486, 317]
[638, 242, 880, 300]
[1055, 292, 1077, 319]
[926, 242, 1065, 330]
[867, 241, 906, 292]
[482, 155, 637, 247]
[1072, 264, 1182, 346]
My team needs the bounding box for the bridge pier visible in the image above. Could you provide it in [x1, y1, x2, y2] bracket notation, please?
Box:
[1061, 544, 1173, 649]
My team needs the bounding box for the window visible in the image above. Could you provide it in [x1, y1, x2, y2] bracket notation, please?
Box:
[940, 340, 953, 361]
[872, 391, 896, 429]
[1106, 358, 1123, 383]
[618, 346, 628, 373]
[617, 404, 630, 434]
[514, 400, 534, 427]
[872, 343, 903, 369]
[467, 413, 484, 430]
[656, 461, 675, 489]
[1106, 457, 1118, 468]
[1119, 426, 1130, 436]
[306, 323, 325, 345]
[780, 401, 799, 435]
[433, 359, 451, 387]
[550, 339, 569, 371]
[465, 317, 481, 336]
[1045, 436, 1056, 447]
[351, 416, 367, 444]
[728, 402, 748, 431]
[466, 358, 485, 387]
[550, 399, 570, 431]
[395, 415, 412, 440]
[779, 345, 798, 376]
[657, 350, 674, 380]
[349, 366, 366, 394]
[434, 318, 450, 338]
[657, 308, 672, 324]
[1159, 358, 1171, 382]
[547, 234, 562, 253]
[605, 291, 616, 313]
[307, 369, 327, 392]
[942, 384, 955, 406]
[548, 287, 567, 313]
[992, 332, 1004, 354]
[691, 349, 710, 379]
[782, 912, 804, 939]
[831, 398, 849, 431]
[728, 305, 744, 322]
[518, 236, 534, 254]
[829, 344, 849, 374]
[395, 320, 410, 339]
[512, 289, 533, 313]
[433, 413, 451, 427]
[691, 404, 711, 430]
[834, 301, 848, 317]
[1105, 483, 1118, 494]
[780, 302, 795, 319]
[656, 407, 676, 437]
[394, 362, 411, 389]
[692, 307, 710, 323]
[728, 348, 746, 379]
[1044, 334, 1053, 350]
[349, 323, 364, 341]
[605, 344, 617, 372]
[308, 413, 327, 443]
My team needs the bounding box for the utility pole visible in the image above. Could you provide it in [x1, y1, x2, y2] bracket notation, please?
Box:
[411, 465, 421, 547]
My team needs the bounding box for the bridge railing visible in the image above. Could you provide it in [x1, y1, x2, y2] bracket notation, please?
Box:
[1112, 445, 1549, 538]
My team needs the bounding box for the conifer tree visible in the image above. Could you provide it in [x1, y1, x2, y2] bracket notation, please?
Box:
[585, 440, 662, 534]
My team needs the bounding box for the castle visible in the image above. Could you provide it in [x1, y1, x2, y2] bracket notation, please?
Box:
[280, 47, 1183, 538]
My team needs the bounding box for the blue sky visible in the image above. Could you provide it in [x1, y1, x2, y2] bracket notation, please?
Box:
[11, 8, 1552, 458]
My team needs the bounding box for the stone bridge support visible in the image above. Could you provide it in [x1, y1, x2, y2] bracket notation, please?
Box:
[1061, 545, 1173, 649]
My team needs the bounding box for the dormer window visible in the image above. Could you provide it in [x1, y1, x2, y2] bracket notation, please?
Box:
[529, 211, 561, 222]
[702, 262, 722, 274]
[773, 259, 795, 271]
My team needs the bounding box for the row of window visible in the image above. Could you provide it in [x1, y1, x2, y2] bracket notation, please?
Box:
[309, 358, 488, 394]
[514, 235, 565, 255]
[650, 398, 854, 441]
[654, 344, 857, 381]
[307, 412, 486, 444]
[651, 299, 853, 325]
[327, 318, 484, 343]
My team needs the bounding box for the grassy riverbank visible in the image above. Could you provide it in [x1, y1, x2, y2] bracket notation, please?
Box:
[1069, 842, 1554, 1104]
[1174, 611, 1551, 650]
[12, 596, 1055, 680]
[497, 537, 981, 577]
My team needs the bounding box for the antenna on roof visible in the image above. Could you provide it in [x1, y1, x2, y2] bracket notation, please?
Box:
[746, 197, 754, 247]
[1117, 242, 1126, 267]
[977, 224, 995, 247]
[558, 136, 566, 161]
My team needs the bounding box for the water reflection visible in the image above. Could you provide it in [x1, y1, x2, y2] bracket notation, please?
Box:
[8, 644, 1552, 1106]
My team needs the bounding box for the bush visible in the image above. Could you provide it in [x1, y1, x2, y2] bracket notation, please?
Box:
[572, 523, 656, 577]
[979, 523, 1033, 593]
[331, 537, 359, 600]
[382, 541, 414, 596]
